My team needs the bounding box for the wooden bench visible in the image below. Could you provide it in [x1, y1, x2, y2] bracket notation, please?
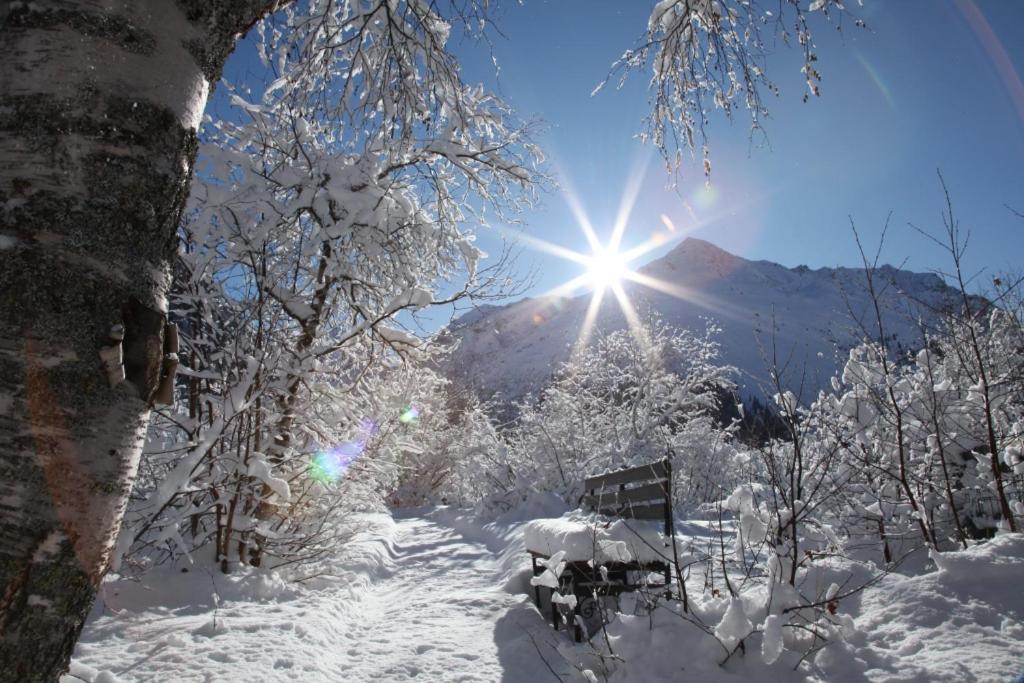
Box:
[529, 458, 675, 641]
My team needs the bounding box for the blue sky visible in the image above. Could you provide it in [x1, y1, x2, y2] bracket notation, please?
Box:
[215, 1, 1024, 329]
[451, 0, 1024, 305]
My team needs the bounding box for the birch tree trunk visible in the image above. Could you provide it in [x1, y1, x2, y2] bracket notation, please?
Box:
[0, 2, 281, 679]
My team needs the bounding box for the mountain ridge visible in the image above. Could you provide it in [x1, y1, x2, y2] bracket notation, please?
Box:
[440, 237, 964, 411]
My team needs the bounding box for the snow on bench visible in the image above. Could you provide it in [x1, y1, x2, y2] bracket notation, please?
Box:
[523, 511, 669, 564]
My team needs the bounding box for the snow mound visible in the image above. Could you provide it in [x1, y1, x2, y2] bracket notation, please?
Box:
[523, 511, 670, 563]
[852, 533, 1024, 682]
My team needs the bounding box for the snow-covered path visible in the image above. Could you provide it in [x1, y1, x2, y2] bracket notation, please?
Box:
[330, 513, 562, 682]
[67, 512, 571, 683]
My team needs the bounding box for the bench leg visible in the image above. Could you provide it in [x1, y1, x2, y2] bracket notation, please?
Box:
[531, 556, 542, 608]
[551, 586, 559, 630]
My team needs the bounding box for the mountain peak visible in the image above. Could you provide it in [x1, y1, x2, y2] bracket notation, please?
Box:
[674, 236, 735, 255]
[662, 237, 743, 264]
[643, 236, 745, 282]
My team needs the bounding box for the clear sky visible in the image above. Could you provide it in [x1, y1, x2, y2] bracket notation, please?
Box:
[214, 1, 1024, 330]
[450, 0, 1024, 308]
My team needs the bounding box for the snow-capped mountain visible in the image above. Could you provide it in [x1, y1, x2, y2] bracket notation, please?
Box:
[439, 237, 967, 409]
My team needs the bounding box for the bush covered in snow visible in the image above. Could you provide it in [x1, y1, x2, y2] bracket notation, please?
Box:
[502, 319, 743, 509]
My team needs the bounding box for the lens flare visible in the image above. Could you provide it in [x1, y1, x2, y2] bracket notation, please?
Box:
[691, 183, 718, 210]
[309, 418, 378, 484]
[855, 52, 895, 109]
[399, 404, 420, 424]
[955, 0, 1024, 128]
[311, 442, 361, 483]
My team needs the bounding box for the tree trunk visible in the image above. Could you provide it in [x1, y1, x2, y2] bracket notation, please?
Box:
[0, 2, 282, 680]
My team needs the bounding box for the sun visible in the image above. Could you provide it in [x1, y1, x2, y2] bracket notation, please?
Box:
[492, 158, 723, 355]
[586, 246, 630, 291]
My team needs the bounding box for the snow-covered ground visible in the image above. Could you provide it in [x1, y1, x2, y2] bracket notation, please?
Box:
[852, 537, 1024, 681]
[65, 507, 1024, 682]
[64, 508, 576, 682]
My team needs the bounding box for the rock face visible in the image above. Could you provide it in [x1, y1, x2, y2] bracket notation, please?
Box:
[440, 237, 965, 411]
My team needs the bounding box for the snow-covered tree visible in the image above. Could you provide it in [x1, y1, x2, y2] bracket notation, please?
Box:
[117, 0, 541, 575]
[387, 374, 506, 508]
[506, 319, 737, 506]
[604, 0, 860, 177]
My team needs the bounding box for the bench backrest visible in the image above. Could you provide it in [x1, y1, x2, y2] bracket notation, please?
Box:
[582, 459, 672, 537]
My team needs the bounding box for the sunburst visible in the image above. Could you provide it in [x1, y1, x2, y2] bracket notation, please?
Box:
[584, 246, 631, 292]
[497, 162, 734, 357]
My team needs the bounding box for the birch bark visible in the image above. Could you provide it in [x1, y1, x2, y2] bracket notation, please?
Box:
[0, 2, 282, 679]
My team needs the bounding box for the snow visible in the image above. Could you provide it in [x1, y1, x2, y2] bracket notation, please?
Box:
[714, 597, 754, 651]
[66, 508, 1024, 683]
[377, 325, 421, 348]
[523, 511, 671, 563]
[65, 510, 577, 682]
[852, 534, 1024, 682]
[247, 458, 291, 503]
[529, 550, 567, 588]
[761, 614, 784, 664]
[267, 285, 316, 322]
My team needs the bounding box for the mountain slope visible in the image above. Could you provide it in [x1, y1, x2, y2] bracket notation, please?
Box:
[439, 238, 965, 409]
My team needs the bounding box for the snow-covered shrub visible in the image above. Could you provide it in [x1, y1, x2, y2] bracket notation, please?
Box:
[383, 371, 510, 509]
[669, 382, 881, 666]
[933, 308, 1024, 533]
[818, 305, 1024, 561]
[504, 318, 738, 507]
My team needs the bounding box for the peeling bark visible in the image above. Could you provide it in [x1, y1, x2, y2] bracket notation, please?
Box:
[0, 2, 284, 680]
